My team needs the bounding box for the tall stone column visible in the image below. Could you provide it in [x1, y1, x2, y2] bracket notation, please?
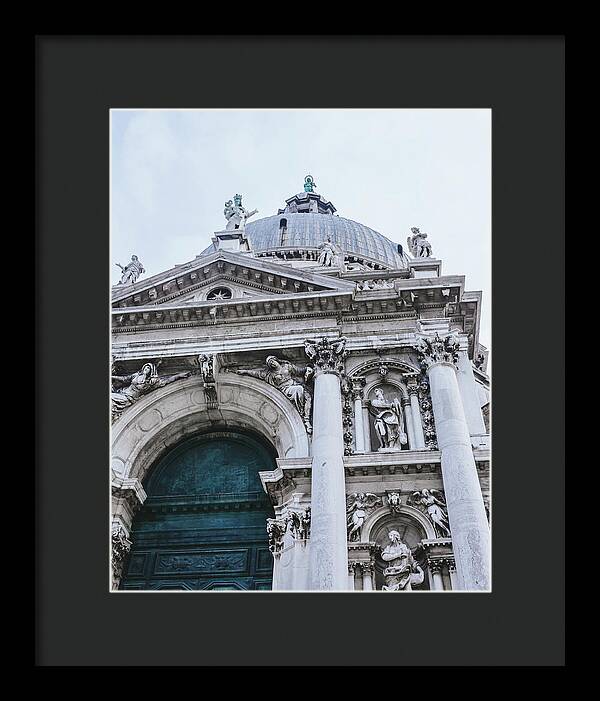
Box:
[455, 346, 486, 436]
[416, 333, 490, 590]
[304, 337, 349, 590]
[407, 378, 426, 449]
[351, 378, 366, 453]
[402, 397, 416, 449]
[361, 562, 374, 591]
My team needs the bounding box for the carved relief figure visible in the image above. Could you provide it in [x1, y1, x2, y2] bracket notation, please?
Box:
[346, 492, 382, 542]
[266, 517, 288, 556]
[407, 227, 433, 258]
[410, 489, 451, 538]
[287, 507, 311, 541]
[387, 492, 402, 514]
[380, 530, 425, 591]
[115, 255, 145, 285]
[111, 523, 132, 580]
[367, 388, 407, 451]
[111, 362, 191, 422]
[224, 193, 258, 231]
[236, 356, 314, 434]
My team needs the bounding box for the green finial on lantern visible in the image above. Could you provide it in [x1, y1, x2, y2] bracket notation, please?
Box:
[304, 175, 316, 193]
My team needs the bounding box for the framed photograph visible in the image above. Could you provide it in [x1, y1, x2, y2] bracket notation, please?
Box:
[36, 36, 564, 666]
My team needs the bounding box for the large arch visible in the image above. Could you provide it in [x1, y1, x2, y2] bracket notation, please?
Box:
[111, 373, 310, 485]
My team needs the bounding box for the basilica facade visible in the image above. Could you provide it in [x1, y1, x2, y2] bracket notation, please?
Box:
[111, 177, 491, 592]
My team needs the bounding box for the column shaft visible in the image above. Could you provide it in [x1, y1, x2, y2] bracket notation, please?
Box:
[309, 371, 349, 590]
[427, 362, 490, 590]
[362, 566, 374, 591]
[353, 397, 365, 452]
[456, 350, 486, 436]
[409, 393, 426, 449]
[402, 398, 416, 449]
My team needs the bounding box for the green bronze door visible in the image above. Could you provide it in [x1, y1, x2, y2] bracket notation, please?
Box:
[120, 431, 276, 591]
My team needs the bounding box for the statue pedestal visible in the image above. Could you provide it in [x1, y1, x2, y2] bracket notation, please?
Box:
[211, 229, 253, 254]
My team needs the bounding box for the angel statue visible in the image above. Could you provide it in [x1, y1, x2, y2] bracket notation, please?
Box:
[407, 227, 433, 258]
[115, 255, 145, 285]
[236, 356, 314, 434]
[346, 492, 382, 542]
[380, 531, 425, 591]
[367, 388, 408, 451]
[411, 489, 451, 538]
[224, 193, 258, 231]
[111, 362, 191, 422]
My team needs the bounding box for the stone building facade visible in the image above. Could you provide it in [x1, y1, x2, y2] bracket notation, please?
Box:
[111, 178, 491, 592]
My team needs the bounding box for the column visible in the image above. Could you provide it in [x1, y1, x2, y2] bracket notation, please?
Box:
[361, 562, 374, 591]
[305, 337, 349, 590]
[402, 397, 416, 449]
[448, 559, 459, 590]
[407, 378, 426, 449]
[455, 345, 487, 436]
[348, 562, 357, 590]
[428, 559, 445, 590]
[415, 333, 490, 591]
[351, 378, 366, 453]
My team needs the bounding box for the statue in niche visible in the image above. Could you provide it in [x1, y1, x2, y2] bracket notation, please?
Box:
[224, 193, 258, 231]
[407, 227, 433, 258]
[410, 489, 451, 538]
[115, 255, 145, 285]
[380, 530, 425, 591]
[367, 388, 408, 451]
[346, 493, 382, 542]
[111, 362, 191, 422]
[236, 356, 314, 434]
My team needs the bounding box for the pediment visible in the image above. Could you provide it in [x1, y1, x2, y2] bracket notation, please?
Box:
[112, 249, 355, 309]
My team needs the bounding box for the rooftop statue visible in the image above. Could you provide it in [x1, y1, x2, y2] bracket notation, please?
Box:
[115, 255, 145, 285]
[317, 237, 342, 267]
[303, 174, 316, 193]
[407, 227, 433, 258]
[224, 193, 258, 231]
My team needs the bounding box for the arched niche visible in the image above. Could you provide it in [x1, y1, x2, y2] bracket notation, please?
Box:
[363, 506, 435, 591]
[364, 381, 410, 452]
[111, 373, 310, 486]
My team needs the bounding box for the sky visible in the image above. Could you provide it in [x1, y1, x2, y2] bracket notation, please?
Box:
[111, 109, 491, 351]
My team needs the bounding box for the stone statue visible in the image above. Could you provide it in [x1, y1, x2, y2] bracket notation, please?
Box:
[411, 489, 451, 538]
[346, 492, 382, 542]
[115, 255, 145, 285]
[317, 237, 342, 267]
[304, 174, 316, 192]
[367, 388, 407, 451]
[236, 356, 314, 434]
[197, 354, 215, 384]
[111, 362, 191, 422]
[407, 227, 433, 258]
[380, 530, 425, 591]
[287, 507, 311, 541]
[224, 193, 258, 231]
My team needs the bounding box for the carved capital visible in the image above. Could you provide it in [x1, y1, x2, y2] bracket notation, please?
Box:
[415, 332, 460, 372]
[266, 517, 288, 557]
[304, 336, 348, 376]
[111, 523, 132, 583]
[428, 558, 444, 575]
[350, 376, 366, 400]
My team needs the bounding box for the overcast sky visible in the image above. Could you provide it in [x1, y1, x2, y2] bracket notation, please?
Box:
[111, 109, 491, 351]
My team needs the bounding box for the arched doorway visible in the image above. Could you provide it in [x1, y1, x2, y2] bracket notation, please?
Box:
[120, 430, 276, 591]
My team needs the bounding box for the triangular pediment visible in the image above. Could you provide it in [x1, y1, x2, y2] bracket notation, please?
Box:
[112, 249, 355, 309]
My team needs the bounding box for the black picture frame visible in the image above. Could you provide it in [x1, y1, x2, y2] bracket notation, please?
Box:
[35, 35, 565, 666]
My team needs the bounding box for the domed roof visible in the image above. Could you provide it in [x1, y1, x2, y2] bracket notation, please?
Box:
[245, 212, 404, 269]
[203, 180, 407, 269]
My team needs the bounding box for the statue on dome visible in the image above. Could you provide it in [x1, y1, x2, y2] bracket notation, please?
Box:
[115, 255, 145, 285]
[303, 174, 316, 192]
[380, 531, 424, 591]
[317, 237, 342, 267]
[407, 227, 433, 258]
[224, 193, 258, 231]
[367, 388, 407, 451]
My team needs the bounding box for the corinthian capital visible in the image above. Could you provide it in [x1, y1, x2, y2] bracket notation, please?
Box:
[304, 337, 348, 376]
[415, 332, 460, 371]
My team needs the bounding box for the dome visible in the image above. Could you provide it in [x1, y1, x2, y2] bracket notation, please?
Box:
[203, 180, 408, 269]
